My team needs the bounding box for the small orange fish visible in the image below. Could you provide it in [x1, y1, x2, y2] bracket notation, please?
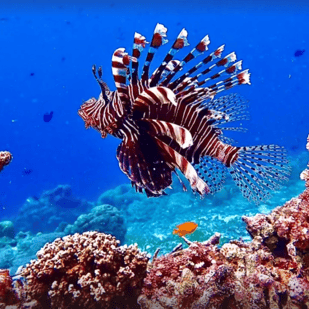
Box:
[173, 222, 198, 237]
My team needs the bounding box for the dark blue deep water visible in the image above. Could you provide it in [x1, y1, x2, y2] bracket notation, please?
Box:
[0, 0, 309, 272]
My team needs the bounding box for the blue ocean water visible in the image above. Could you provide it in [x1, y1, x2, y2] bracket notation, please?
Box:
[0, 0, 309, 269]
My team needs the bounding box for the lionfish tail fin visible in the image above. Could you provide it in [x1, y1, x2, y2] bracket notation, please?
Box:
[228, 145, 291, 203]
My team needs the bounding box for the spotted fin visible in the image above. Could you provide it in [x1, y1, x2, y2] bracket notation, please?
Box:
[228, 145, 291, 203]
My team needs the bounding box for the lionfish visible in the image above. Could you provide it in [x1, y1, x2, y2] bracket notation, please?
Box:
[78, 24, 290, 203]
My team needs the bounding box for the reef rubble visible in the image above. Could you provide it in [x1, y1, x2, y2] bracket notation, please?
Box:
[1, 136, 309, 308]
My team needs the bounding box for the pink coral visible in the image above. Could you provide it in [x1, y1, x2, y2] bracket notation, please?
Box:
[0, 151, 12, 172]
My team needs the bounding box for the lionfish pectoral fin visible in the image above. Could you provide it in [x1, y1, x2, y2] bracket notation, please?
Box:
[140, 118, 193, 149]
[203, 94, 250, 128]
[117, 133, 173, 197]
[193, 156, 227, 195]
[154, 137, 210, 196]
[228, 145, 291, 204]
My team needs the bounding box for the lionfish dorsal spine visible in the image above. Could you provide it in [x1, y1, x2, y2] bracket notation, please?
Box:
[141, 23, 168, 84]
[166, 35, 212, 90]
[159, 34, 211, 88]
[132, 32, 148, 85]
[149, 28, 189, 87]
[169, 44, 225, 92]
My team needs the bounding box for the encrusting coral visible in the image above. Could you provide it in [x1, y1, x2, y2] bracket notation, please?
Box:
[0, 151, 12, 172]
[1, 135, 309, 308]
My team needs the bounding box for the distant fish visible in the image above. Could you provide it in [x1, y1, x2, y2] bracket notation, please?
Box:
[173, 222, 198, 237]
[294, 49, 305, 57]
[22, 168, 32, 176]
[78, 23, 290, 203]
[43, 111, 53, 122]
[30, 72, 35, 76]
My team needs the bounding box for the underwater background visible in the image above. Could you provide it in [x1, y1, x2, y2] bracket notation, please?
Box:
[0, 0, 308, 274]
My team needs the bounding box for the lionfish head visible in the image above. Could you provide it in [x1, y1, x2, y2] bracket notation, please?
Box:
[78, 64, 114, 138]
[78, 97, 100, 128]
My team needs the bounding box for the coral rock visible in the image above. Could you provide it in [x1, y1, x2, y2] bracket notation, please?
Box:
[0, 221, 15, 238]
[19, 231, 149, 308]
[0, 151, 12, 172]
[63, 204, 126, 243]
[0, 269, 19, 306]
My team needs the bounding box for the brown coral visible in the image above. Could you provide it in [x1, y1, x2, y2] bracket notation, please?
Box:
[19, 231, 149, 309]
[0, 269, 20, 306]
[0, 151, 12, 172]
[300, 134, 309, 185]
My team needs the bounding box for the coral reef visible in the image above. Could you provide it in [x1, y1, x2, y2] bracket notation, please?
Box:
[17, 231, 149, 309]
[0, 204, 126, 274]
[0, 136, 309, 308]
[0, 221, 14, 238]
[0, 231, 65, 274]
[14, 185, 94, 234]
[0, 269, 19, 306]
[138, 135, 309, 308]
[0, 194, 125, 274]
[0, 151, 12, 172]
[63, 204, 126, 243]
[97, 155, 305, 255]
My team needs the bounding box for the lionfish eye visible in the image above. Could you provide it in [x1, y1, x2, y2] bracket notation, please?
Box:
[92, 64, 110, 102]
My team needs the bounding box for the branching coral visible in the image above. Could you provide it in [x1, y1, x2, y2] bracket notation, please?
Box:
[18, 231, 149, 309]
[0, 151, 12, 172]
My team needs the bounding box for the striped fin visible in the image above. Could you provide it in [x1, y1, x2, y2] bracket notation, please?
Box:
[141, 23, 168, 84]
[151, 60, 180, 85]
[112, 48, 136, 102]
[133, 86, 177, 111]
[150, 28, 190, 87]
[132, 32, 148, 86]
[140, 118, 193, 149]
[159, 34, 211, 87]
[117, 130, 173, 196]
[154, 137, 210, 196]
[207, 69, 251, 97]
[174, 52, 239, 93]
[197, 60, 243, 87]
[171, 45, 225, 92]
[203, 94, 250, 127]
[228, 145, 291, 203]
[194, 156, 227, 194]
